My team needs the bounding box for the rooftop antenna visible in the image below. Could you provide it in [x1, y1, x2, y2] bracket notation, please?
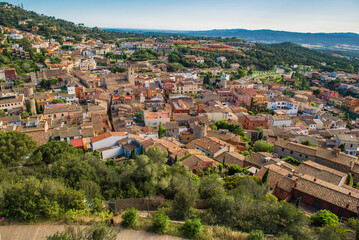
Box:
[21, 3, 24, 9]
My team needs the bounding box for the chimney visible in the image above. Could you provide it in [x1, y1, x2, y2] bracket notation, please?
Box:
[349, 192, 352, 196]
[346, 203, 350, 208]
[314, 178, 317, 182]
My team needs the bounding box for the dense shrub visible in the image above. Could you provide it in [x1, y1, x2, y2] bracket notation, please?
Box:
[310, 210, 339, 227]
[122, 208, 139, 228]
[248, 230, 265, 240]
[282, 156, 301, 166]
[183, 218, 203, 238]
[152, 211, 170, 234]
[253, 140, 273, 153]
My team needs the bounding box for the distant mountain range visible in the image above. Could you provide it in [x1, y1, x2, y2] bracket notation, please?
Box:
[104, 28, 359, 53]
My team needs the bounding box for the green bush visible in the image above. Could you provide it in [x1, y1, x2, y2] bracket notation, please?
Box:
[248, 230, 265, 240]
[310, 210, 339, 227]
[227, 164, 249, 175]
[151, 211, 170, 234]
[183, 218, 203, 238]
[253, 140, 273, 153]
[282, 156, 301, 166]
[122, 207, 139, 228]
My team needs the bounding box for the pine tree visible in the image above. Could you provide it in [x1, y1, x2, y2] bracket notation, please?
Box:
[222, 155, 226, 167]
[262, 169, 269, 184]
[174, 155, 178, 163]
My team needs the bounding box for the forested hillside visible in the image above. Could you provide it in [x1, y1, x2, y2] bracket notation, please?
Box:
[165, 42, 359, 73]
[0, 2, 143, 43]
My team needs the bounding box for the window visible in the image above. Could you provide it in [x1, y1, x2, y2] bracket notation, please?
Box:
[290, 151, 293, 154]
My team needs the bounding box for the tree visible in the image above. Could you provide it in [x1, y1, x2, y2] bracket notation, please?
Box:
[51, 98, 66, 104]
[30, 141, 83, 165]
[310, 210, 339, 227]
[313, 89, 321, 96]
[141, 145, 145, 155]
[218, 163, 223, 172]
[339, 144, 346, 152]
[25, 100, 32, 113]
[295, 196, 302, 208]
[222, 155, 226, 167]
[35, 99, 40, 114]
[134, 111, 144, 123]
[158, 123, 166, 138]
[301, 140, 317, 147]
[183, 218, 203, 238]
[248, 230, 265, 240]
[262, 169, 269, 184]
[0, 131, 37, 168]
[171, 174, 199, 220]
[253, 140, 273, 153]
[346, 173, 354, 187]
[122, 208, 139, 228]
[282, 156, 301, 166]
[152, 211, 169, 234]
[227, 164, 248, 175]
[0, 109, 5, 118]
[21, 111, 30, 119]
[129, 149, 137, 159]
[1, 178, 86, 222]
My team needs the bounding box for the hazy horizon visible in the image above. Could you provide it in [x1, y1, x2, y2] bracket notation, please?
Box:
[5, 0, 359, 34]
[103, 27, 359, 35]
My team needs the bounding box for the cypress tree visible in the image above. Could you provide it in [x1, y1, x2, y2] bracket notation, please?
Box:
[141, 145, 144, 155]
[262, 169, 269, 184]
[346, 172, 353, 187]
[295, 196, 302, 208]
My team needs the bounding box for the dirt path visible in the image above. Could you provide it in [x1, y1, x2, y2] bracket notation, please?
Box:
[0, 224, 184, 240]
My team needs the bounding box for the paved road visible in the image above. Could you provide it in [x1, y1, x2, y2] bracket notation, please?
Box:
[0, 225, 183, 240]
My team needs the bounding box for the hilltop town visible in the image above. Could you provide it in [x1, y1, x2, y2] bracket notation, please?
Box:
[2, 2, 359, 240]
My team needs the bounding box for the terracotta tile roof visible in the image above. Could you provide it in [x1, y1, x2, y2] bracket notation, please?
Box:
[90, 132, 127, 143]
[187, 137, 233, 155]
[274, 139, 317, 157]
[245, 152, 273, 167]
[182, 154, 217, 171]
[295, 161, 346, 186]
[254, 164, 296, 192]
[71, 138, 83, 148]
[214, 152, 245, 167]
[144, 110, 170, 119]
[169, 148, 203, 160]
[295, 174, 359, 214]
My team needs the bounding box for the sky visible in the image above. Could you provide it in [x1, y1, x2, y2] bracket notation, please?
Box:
[6, 0, 359, 33]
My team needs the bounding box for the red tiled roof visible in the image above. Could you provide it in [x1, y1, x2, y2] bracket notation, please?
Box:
[71, 138, 83, 148]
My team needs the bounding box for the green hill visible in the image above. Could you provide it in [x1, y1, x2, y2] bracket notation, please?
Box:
[0, 2, 143, 43]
